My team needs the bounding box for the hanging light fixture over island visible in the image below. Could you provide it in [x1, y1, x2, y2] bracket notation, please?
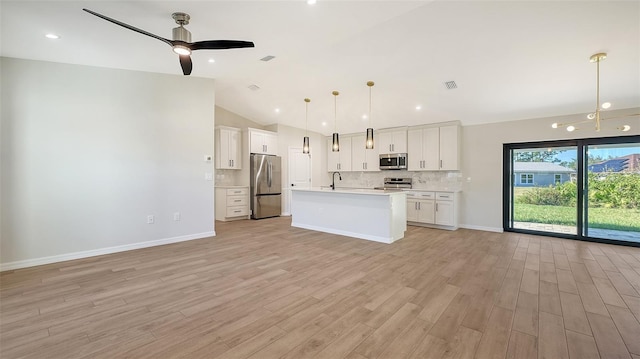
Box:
[332, 90, 340, 152]
[302, 98, 310, 154]
[366, 81, 375, 149]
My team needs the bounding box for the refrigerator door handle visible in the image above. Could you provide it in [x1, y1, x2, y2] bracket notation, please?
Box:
[267, 161, 272, 188]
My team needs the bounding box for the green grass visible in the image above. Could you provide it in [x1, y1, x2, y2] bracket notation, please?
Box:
[514, 204, 640, 232]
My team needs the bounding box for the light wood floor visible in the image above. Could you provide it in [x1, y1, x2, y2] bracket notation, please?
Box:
[2, 217, 640, 359]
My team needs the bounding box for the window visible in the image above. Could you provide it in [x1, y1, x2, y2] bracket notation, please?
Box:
[504, 135, 640, 247]
[520, 173, 533, 184]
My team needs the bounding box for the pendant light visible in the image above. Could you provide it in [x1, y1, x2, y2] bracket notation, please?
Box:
[303, 98, 310, 154]
[366, 81, 375, 149]
[332, 90, 340, 152]
[551, 53, 638, 132]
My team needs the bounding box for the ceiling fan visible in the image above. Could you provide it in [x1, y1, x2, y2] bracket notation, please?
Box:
[83, 9, 255, 75]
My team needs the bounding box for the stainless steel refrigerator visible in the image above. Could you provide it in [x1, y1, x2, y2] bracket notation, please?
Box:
[250, 154, 282, 219]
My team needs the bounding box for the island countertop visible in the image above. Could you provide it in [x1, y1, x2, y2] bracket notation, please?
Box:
[291, 187, 406, 196]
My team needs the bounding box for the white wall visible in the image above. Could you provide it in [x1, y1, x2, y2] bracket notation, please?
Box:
[461, 109, 640, 232]
[0, 57, 216, 269]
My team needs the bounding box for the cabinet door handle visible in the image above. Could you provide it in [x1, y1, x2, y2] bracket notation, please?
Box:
[440, 159, 443, 168]
[436, 203, 439, 211]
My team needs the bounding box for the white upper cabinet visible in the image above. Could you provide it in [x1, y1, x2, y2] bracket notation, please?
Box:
[407, 124, 460, 171]
[327, 136, 352, 172]
[438, 125, 460, 170]
[215, 126, 241, 169]
[378, 128, 407, 154]
[249, 128, 278, 155]
[351, 134, 379, 172]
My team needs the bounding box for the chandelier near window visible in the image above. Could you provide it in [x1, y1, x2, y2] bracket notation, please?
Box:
[551, 53, 637, 132]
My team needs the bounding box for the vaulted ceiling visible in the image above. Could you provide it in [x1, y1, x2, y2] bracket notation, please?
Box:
[1, 1, 639, 135]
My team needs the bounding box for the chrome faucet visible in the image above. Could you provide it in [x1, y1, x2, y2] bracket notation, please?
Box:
[331, 171, 342, 190]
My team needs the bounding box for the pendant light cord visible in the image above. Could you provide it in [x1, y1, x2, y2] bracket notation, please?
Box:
[596, 57, 600, 129]
[304, 98, 311, 136]
[369, 85, 372, 127]
[334, 94, 337, 133]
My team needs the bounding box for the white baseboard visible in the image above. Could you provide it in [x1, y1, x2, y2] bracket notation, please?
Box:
[0, 231, 216, 271]
[459, 224, 504, 233]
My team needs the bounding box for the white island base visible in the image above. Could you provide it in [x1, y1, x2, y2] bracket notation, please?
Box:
[291, 188, 407, 244]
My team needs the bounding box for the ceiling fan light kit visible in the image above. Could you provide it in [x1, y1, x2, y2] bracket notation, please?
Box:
[82, 9, 254, 76]
[551, 52, 637, 133]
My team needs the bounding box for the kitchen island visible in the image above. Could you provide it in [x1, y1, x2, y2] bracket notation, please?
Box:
[290, 188, 407, 244]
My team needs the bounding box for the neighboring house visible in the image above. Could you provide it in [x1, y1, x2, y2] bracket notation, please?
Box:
[514, 162, 575, 187]
[588, 154, 640, 173]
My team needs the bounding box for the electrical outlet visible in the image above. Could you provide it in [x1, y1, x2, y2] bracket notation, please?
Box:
[173, 212, 181, 221]
[205, 173, 213, 181]
[147, 215, 155, 224]
[204, 155, 212, 162]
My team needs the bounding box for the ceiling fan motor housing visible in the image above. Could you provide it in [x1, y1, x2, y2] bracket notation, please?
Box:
[172, 26, 191, 43]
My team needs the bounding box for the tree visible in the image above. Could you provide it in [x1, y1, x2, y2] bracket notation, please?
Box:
[514, 150, 564, 163]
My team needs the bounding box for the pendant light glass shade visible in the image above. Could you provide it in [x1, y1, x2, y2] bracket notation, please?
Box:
[303, 136, 310, 154]
[366, 128, 374, 149]
[365, 81, 375, 149]
[303, 98, 310, 154]
[332, 91, 340, 152]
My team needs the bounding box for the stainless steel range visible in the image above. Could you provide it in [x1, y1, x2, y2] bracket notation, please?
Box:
[374, 177, 412, 190]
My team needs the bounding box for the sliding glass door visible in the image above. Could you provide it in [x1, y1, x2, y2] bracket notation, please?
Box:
[506, 145, 578, 235]
[584, 143, 640, 242]
[504, 135, 640, 246]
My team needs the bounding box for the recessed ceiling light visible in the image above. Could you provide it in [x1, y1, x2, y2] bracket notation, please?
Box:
[208, 58, 215, 63]
[362, 114, 368, 119]
[307, 0, 317, 4]
[45, 33, 60, 39]
[601, 102, 611, 109]
[322, 121, 327, 126]
[275, 108, 280, 113]
[415, 105, 422, 110]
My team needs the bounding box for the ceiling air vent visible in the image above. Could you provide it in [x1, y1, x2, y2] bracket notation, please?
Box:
[248, 84, 260, 91]
[443, 81, 458, 90]
[260, 55, 276, 62]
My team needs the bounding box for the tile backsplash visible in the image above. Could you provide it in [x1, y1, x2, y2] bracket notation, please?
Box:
[329, 170, 463, 190]
[215, 170, 239, 186]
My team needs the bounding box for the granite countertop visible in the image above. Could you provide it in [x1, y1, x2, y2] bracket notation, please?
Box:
[215, 185, 249, 189]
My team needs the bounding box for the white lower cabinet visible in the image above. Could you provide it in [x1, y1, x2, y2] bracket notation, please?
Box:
[215, 187, 250, 221]
[406, 190, 458, 230]
[406, 192, 435, 223]
[435, 192, 455, 226]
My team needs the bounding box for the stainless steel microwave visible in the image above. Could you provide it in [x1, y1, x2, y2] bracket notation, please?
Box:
[379, 153, 407, 170]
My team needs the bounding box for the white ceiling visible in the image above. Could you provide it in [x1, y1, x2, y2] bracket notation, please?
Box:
[2, 1, 639, 135]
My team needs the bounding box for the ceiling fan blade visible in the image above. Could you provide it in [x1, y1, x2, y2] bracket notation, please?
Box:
[189, 40, 255, 51]
[83, 8, 173, 47]
[179, 55, 193, 75]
